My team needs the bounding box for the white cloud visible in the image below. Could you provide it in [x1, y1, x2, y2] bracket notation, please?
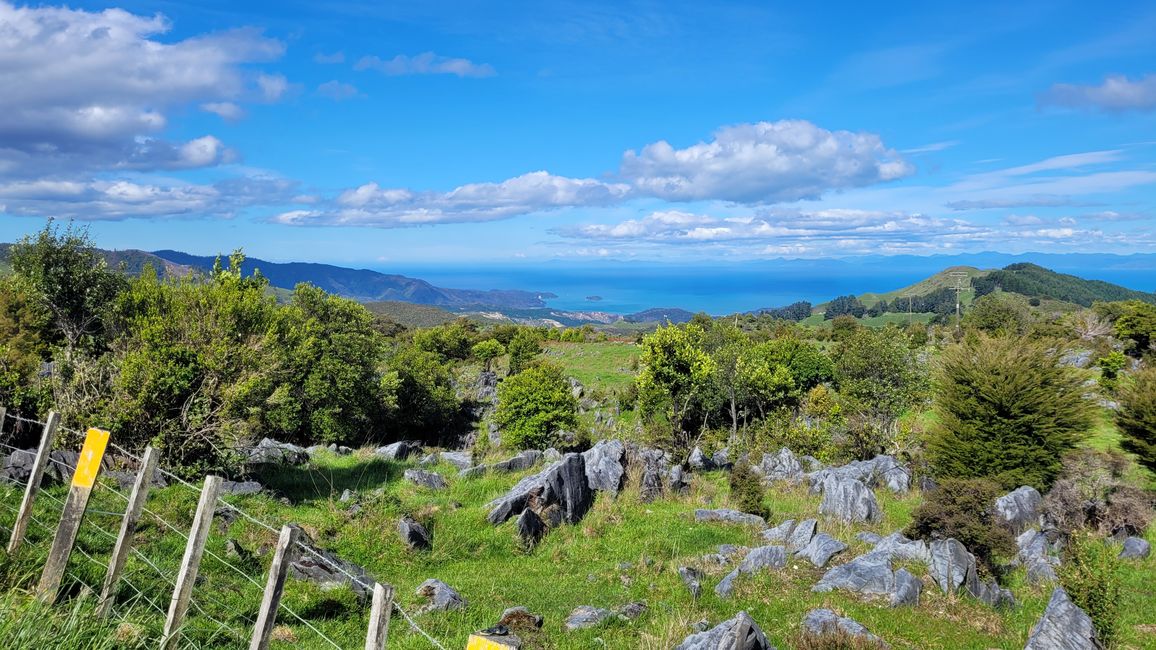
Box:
[1043, 74, 1156, 112]
[201, 102, 246, 121]
[354, 52, 496, 77]
[257, 74, 290, 101]
[901, 140, 959, 154]
[1004, 214, 1043, 225]
[273, 171, 630, 226]
[619, 120, 913, 203]
[316, 81, 361, 101]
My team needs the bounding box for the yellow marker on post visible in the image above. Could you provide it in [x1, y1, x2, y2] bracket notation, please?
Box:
[466, 634, 522, 650]
[72, 428, 111, 489]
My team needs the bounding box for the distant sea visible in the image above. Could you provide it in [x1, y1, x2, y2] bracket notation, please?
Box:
[387, 253, 1156, 316]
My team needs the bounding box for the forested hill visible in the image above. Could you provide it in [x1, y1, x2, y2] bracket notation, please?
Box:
[0, 244, 193, 278]
[973, 263, 1156, 307]
[150, 250, 553, 309]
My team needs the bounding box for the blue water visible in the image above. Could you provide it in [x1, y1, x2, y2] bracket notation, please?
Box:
[386, 253, 1156, 315]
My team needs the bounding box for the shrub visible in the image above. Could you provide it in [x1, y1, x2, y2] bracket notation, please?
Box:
[1096, 351, 1128, 392]
[1116, 366, 1156, 472]
[506, 329, 542, 376]
[729, 458, 769, 520]
[1042, 449, 1154, 537]
[905, 477, 1016, 576]
[1059, 532, 1121, 648]
[494, 362, 578, 450]
[928, 335, 1095, 491]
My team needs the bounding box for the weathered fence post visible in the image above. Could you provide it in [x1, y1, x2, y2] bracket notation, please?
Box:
[161, 474, 222, 650]
[365, 582, 394, 650]
[96, 445, 159, 618]
[7, 411, 61, 554]
[0, 406, 7, 435]
[37, 427, 111, 602]
[248, 525, 300, 650]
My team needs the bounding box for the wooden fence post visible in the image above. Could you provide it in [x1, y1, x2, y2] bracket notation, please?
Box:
[37, 427, 111, 603]
[7, 411, 60, 554]
[365, 582, 394, 650]
[248, 525, 300, 650]
[96, 445, 158, 618]
[161, 474, 222, 650]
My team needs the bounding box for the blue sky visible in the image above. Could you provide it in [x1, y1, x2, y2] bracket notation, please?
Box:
[0, 0, 1154, 266]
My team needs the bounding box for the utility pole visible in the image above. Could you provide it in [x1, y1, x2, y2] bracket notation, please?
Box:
[948, 271, 968, 333]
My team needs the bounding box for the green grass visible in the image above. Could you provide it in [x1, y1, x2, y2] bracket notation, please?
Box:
[542, 341, 640, 392]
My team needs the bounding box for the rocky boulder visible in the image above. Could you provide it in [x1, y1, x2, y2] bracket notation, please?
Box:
[796, 533, 848, 568]
[678, 566, 703, 600]
[246, 438, 308, 466]
[808, 455, 909, 494]
[403, 469, 448, 490]
[0, 448, 36, 485]
[757, 447, 803, 482]
[516, 508, 547, 549]
[487, 454, 594, 527]
[491, 450, 544, 474]
[1017, 528, 1058, 584]
[289, 530, 374, 598]
[582, 439, 626, 493]
[715, 545, 787, 598]
[786, 518, 818, 553]
[420, 451, 473, 471]
[868, 532, 931, 565]
[818, 476, 881, 523]
[564, 606, 613, 631]
[1119, 536, 1150, 560]
[695, 509, 766, 527]
[375, 440, 423, 461]
[813, 555, 895, 596]
[802, 609, 888, 648]
[673, 611, 773, 650]
[994, 485, 1043, 533]
[1024, 587, 1099, 650]
[928, 538, 979, 595]
[220, 480, 263, 496]
[416, 579, 466, 612]
[398, 516, 432, 551]
[890, 568, 921, 607]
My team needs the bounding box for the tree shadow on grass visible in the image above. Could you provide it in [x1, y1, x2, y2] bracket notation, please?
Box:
[253, 458, 404, 504]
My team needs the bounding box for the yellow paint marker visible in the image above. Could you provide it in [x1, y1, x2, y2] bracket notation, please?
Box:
[71, 428, 110, 489]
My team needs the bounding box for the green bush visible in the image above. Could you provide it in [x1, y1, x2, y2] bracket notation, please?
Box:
[905, 477, 1016, 576]
[1059, 532, 1121, 648]
[729, 458, 769, 519]
[928, 335, 1094, 491]
[494, 362, 578, 450]
[1116, 366, 1156, 473]
[1097, 351, 1127, 392]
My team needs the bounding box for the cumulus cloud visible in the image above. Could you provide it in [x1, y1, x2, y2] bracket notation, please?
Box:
[354, 52, 496, 77]
[272, 171, 630, 226]
[0, 1, 284, 178]
[1043, 74, 1156, 112]
[619, 120, 913, 203]
[201, 102, 246, 121]
[316, 81, 362, 101]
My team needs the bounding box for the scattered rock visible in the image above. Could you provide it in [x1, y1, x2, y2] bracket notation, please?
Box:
[1119, 536, 1151, 560]
[415, 579, 466, 612]
[1024, 587, 1099, 650]
[796, 533, 848, 568]
[994, 486, 1043, 533]
[477, 370, 499, 404]
[543, 448, 562, 463]
[289, 529, 374, 598]
[582, 439, 627, 493]
[813, 555, 895, 596]
[928, 538, 978, 596]
[711, 447, 732, 470]
[403, 469, 448, 490]
[246, 438, 308, 466]
[809, 455, 910, 494]
[498, 606, 543, 630]
[617, 601, 648, 620]
[1017, 528, 1058, 584]
[339, 488, 355, 503]
[568, 377, 584, 400]
[695, 509, 766, 527]
[0, 448, 36, 485]
[564, 606, 613, 631]
[225, 539, 251, 563]
[375, 441, 422, 461]
[919, 476, 938, 492]
[516, 508, 547, 549]
[678, 566, 703, 600]
[818, 476, 881, 523]
[637, 448, 666, 503]
[673, 611, 773, 650]
[487, 454, 594, 527]
[688, 447, 713, 471]
[398, 516, 432, 551]
[890, 568, 921, 607]
[786, 519, 818, 553]
[761, 519, 796, 544]
[220, 480, 263, 496]
[757, 447, 804, 482]
[868, 532, 931, 565]
[668, 464, 690, 494]
[856, 531, 883, 545]
[716, 545, 787, 598]
[492, 450, 544, 474]
[802, 609, 888, 648]
[459, 465, 487, 479]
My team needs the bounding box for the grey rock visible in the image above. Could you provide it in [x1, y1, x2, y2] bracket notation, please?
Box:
[761, 519, 796, 544]
[487, 454, 594, 527]
[818, 476, 881, 523]
[1119, 536, 1150, 559]
[800, 455, 824, 472]
[871, 455, 910, 493]
[492, 450, 544, 474]
[868, 532, 931, 565]
[678, 566, 703, 600]
[225, 539, 251, 563]
[582, 439, 626, 493]
[617, 601, 647, 620]
[477, 370, 499, 404]
[856, 531, 883, 545]
[415, 579, 466, 612]
[786, 518, 817, 553]
[919, 476, 938, 492]
[716, 546, 787, 598]
[246, 438, 308, 466]
[808, 455, 909, 494]
[995, 485, 1043, 533]
[928, 538, 979, 596]
[758, 447, 804, 482]
[543, 448, 562, 463]
[695, 509, 766, 527]
[516, 508, 547, 549]
[564, 605, 613, 631]
[459, 465, 487, 479]
[971, 578, 1016, 609]
[890, 568, 921, 607]
[568, 376, 584, 400]
[403, 468, 448, 490]
[796, 533, 848, 568]
[1024, 587, 1099, 650]
[220, 480, 263, 496]
[398, 516, 432, 551]
[673, 611, 773, 650]
[813, 554, 895, 595]
[0, 448, 36, 485]
[1059, 349, 1094, 369]
[638, 448, 666, 503]
[339, 488, 355, 503]
[688, 446, 713, 471]
[419, 451, 473, 471]
[718, 544, 747, 558]
[289, 529, 374, 598]
[375, 440, 422, 461]
[668, 464, 690, 494]
[802, 609, 888, 648]
[1018, 528, 1058, 584]
[711, 447, 732, 470]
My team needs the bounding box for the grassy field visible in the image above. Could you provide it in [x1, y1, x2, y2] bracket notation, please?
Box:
[542, 342, 640, 392]
[2, 441, 1153, 649]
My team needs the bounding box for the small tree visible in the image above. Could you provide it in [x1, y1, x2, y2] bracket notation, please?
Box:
[506, 329, 542, 376]
[928, 335, 1094, 491]
[472, 338, 505, 373]
[1059, 532, 1121, 648]
[834, 327, 926, 454]
[494, 362, 578, 450]
[636, 323, 716, 451]
[729, 458, 769, 519]
[1116, 366, 1156, 472]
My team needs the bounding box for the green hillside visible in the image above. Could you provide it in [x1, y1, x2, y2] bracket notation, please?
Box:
[857, 266, 988, 308]
[974, 263, 1156, 307]
[363, 300, 462, 328]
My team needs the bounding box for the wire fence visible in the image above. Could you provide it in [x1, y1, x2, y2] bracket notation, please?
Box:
[0, 409, 453, 650]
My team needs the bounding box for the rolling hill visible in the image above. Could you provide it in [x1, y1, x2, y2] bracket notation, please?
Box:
[973, 262, 1156, 307]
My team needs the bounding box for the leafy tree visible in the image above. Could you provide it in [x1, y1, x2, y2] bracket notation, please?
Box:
[829, 315, 860, 341]
[705, 322, 749, 437]
[834, 327, 926, 446]
[963, 292, 1030, 335]
[1113, 300, 1156, 356]
[1115, 366, 1156, 472]
[928, 335, 1094, 490]
[472, 338, 505, 373]
[637, 323, 716, 451]
[387, 344, 460, 443]
[1097, 351, 1128, 391]
[758, 301, 812, 322]
[506, 328, 542, 375]
[824, 295, 866, 320]
[9, 220, 126, 352]
[0, 275, 52, 416]
[741, 342, 797, 419]
[493, 362, 578, 450]
[411, 318, 477, 361]
[757, 337, 833, 391]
